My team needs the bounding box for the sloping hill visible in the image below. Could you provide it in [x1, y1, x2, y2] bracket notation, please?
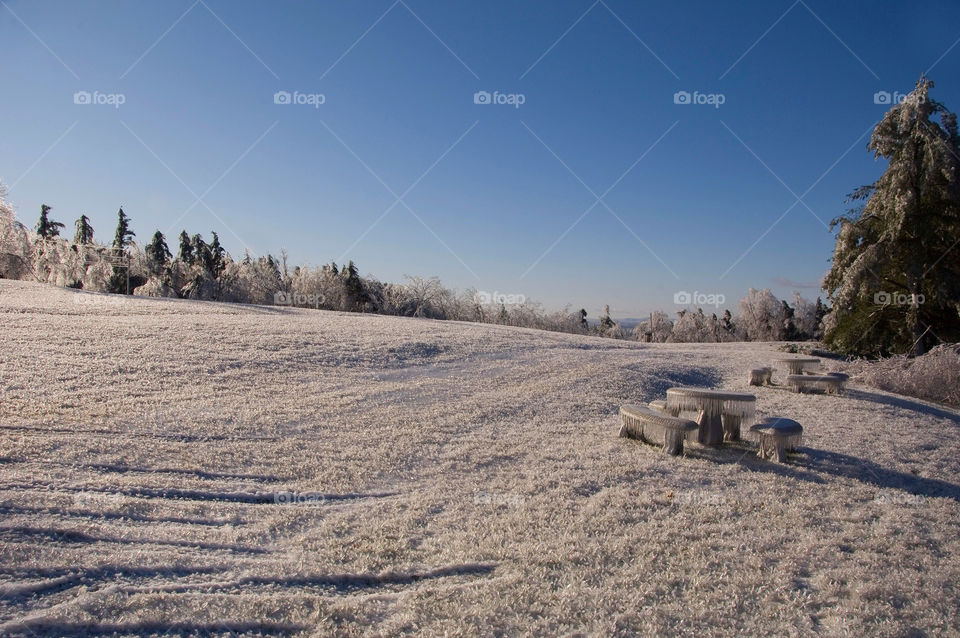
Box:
[1, 279, 958, 636]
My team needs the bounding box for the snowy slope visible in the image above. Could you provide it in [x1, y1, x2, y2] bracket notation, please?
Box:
[1, 279, 958, 636]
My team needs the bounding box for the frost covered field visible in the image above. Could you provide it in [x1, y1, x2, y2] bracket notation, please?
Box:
[1, 279, 959, 637]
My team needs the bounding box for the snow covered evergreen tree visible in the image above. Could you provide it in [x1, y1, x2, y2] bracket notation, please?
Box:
[209, 231, 226, 276]
[35, 205, 64, 239]
[191, 234, 210, 270]
[145, 231, 171, 275]
[781, 301, 799, 340]
[342, 260, 367, 311]
[112, 207, 135, 252]
[177, 230, 193, 264]
[73, 215, 94, 245]
[814, 298, 828, 339]
[824, 76, 960, 355]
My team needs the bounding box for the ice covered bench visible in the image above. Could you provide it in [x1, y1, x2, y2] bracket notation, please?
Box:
[619, 404, 698, 456]
[786, 374, 845, 395]
[749, 417, 803, 462]
[749, 367, 773, 386]
[826, 371, 849, 391]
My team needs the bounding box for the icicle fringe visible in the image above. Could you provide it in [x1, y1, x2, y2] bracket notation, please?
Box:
[665, 388, 756, 426]
[786, 374, 845, 394]
[619, 404, 698, 456]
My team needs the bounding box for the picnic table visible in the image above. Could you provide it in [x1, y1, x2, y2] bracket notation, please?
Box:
[774, 357, 820, 375]
[665, 387, 756, 446]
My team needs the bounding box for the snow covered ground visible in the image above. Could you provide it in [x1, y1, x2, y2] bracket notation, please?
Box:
[1, 279, 959, 636]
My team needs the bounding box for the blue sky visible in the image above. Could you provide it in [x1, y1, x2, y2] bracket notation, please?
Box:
[3, 0, 959, 318]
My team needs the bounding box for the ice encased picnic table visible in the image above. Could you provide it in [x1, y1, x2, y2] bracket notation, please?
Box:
[665, 387, 756, 446]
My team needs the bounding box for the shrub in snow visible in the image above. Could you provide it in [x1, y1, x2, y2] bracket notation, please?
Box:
[837, 344, 960, 407]
[0, 189, 33, 280]
[287, 265, 333, 310]
[217, 255, 282, 305]
[0, 252, 30, 280]
[670, 308, 728, 343]
[634, 310, 673, 342]
[736, 288, 787, 341]
[134, 277, 178, 298]
[32, 237, 84, 287]
[180, 270, 219, 300]
[403, 275, 453, 318]
[600, 322, 626, 339]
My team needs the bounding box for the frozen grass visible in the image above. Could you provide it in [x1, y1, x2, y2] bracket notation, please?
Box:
[1, 280, 960, 636]
[835, 345, 960, 408]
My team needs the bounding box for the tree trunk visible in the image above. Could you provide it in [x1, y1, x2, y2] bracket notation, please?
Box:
[906, 267, 926, 356]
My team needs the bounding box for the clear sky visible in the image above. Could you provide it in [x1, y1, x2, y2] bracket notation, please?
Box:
[3, 0, 959, 318]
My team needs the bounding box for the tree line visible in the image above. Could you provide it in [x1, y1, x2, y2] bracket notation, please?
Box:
[3, 198, 830, 342]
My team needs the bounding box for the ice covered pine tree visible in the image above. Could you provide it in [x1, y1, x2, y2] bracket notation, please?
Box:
[824, 76, 960, 356]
